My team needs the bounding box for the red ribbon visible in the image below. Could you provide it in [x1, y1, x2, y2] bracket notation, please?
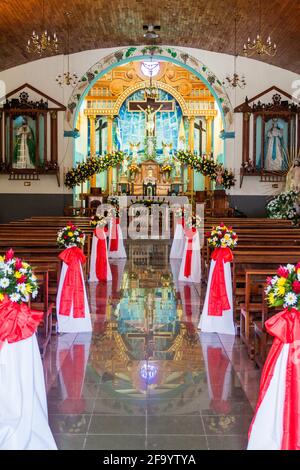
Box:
[95, 228, 108, 281]
[249, 308, 300, 450]
[184, 228, 196, 278]
[184, 284, 192, 317]
[59, 246, 86, 318]
[110, 217, 119, 252]
[208, 247, 233, 316]
[0, 297, 43, 344]
[58, 343, 86, 413]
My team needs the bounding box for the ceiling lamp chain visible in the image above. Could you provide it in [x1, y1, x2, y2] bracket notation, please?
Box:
[56, 11, 78, 87]
[27, 0, 58, 55]
[223, 15, 246, 89]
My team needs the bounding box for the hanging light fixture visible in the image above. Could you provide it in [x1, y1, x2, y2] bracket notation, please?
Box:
[243, 0, 277, 57]
[142, 56, 159, 99]
[223, 16, 246, 89]
[56, 12, 78, 87]
[27, 0, 58, 55]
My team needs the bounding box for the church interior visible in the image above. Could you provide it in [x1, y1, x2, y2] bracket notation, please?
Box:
[0, 0, 300, 454]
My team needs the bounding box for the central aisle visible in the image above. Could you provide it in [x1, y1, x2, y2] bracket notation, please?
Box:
[44, 241, 258, 450]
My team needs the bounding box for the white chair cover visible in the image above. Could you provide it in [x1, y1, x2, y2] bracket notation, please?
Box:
[170, 223, 185, 259]
[56, 261, 92, 333]
[0, 334, 57, 450]
[199, 259, 235, 335]
[89, 233, 112, 282]
[178, 230, 201, 283]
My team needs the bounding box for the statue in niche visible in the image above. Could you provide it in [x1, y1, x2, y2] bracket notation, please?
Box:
[173, 156, 182, 178]
[13, 116, 36, 169]
[285, 159, 300, 191]
[121, 154, 130, 176]
[265, 119, 286, 172]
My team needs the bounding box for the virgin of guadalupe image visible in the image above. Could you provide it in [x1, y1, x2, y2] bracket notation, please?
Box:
[13, 117, 36, 169]
[264, 119, 287, 172]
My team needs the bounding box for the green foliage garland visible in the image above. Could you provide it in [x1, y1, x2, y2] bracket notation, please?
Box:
[176, 151, 235, 189]
[64, 151, 126, 189]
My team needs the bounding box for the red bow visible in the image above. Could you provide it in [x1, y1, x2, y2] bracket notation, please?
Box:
[110, 217, 119, 252]
[95, 228, 108, 281]
[59, 247, 86, 318]
[184, 228, 196, 278]
[208, 247, 233, 316]
[249, 308, 300, 450]
[0, 297, 43, 344]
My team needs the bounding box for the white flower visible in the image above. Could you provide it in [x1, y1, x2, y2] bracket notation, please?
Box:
[271, 276, 279, 286]
[21, 294, 29, 302]
[286, 264, 295, 273]
[9, 292, 21, 302]
[265, 285, 272, 294]
[284, 292, 298, 307]
[32, 290, 38, 299]
[17, 283, 26, 293]
[0, 278, 10, 288]
[30, 274, 37, 282]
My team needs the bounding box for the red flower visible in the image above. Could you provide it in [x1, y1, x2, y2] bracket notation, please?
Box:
[296, 262, 300, 271]
[17, 275, 27, 284]
[218, 233, 223, 239]
[5, 249, 14, 261]
[293, 281, 300, 294]
[232, 234, 237, 240]
[266, 276, 273, 285]
[15, 258, 23, 270]
[277, 266, 289, 278]
[205, 232, 211, 238]
[219, 222, 225, 228]
[64, 235, 67, 239]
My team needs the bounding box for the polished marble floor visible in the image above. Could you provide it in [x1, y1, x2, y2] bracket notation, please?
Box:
[43, 241, 260, 450]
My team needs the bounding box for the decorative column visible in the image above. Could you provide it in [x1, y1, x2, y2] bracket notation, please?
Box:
[188, 116, 195, 196]
[107, 115, 114, 194]
[89, 115, 97, 188]
[205, 116, 214, 190]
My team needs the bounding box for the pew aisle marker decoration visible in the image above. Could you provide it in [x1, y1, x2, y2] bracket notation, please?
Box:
[266, 190, 300, 225]
[57, 222, 85, 248]
[64, 151, 126, 189]
[176, 151, 235, 189]
[206, 223, 238, 249]
[266, 263, 300, 309]
[0, 250, 38, 304]
[90, 215, 108, 228]
[185, 214, 202, 229]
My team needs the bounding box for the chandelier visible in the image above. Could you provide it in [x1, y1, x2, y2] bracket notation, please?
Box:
[243, 0, 277, 57]
[223, 16, 246, 89]
[56, 12, 78, 87]
[27, 0, 58, 55]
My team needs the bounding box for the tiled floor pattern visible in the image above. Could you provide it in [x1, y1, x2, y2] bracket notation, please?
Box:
[43, 242, 260, 450]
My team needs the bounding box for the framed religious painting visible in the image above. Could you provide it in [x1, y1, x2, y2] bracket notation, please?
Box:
[235, 87, 300, 187]
[0, 84, 66, 185]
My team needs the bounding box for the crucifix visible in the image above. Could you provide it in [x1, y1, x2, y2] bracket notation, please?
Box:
[96, 118, 107, 155]
[195, 119, 206, 155]
[128, 96, 174, 137]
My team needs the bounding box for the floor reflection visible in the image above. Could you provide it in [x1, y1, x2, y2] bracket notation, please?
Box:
[45, 241, 257, 450]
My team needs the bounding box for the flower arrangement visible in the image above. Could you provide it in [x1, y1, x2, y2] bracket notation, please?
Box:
[90, 215, 107, 228]
[266, 263, 300, 310]
[185, 214, 202, 229]
[175, 151, 235, 189]
[130, 198, 166, 207]
[161, 163, 173, 173]
[64, 151, 126, 189]
[57, 222, 85, 248]
[174, 207, 184, 218]
[266, 190, 300, 225]
[206, 223, 238, 249]
[128, 163, 139, 173]
[0, 249, 38, 304]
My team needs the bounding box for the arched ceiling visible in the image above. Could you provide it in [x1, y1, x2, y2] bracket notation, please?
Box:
[0, 0, 299, 74]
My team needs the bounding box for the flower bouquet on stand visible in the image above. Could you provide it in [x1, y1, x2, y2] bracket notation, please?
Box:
[89, 216, 112, 282]
[0, 249, 56, 450]
[161, 163, 173, 182]
[248, 262, 300, 450]
[106, 204, 126, 260]
[199, 223, 238, 335]
[178, 214, 201, 283]
[56, 222, 91, 333]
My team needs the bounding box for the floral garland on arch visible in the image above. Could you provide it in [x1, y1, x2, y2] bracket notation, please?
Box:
[175, 151, 235, 189]
[266, 190, 300, 225]
[64, 151, 126, 189]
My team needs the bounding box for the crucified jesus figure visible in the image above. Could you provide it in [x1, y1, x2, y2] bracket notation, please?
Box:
[137, 104, 163, 137]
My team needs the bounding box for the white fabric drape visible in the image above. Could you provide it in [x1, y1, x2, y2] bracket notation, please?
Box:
[0, 334, 57, 450]
[56, 262, 92, 333]
[108, 222, 127, 259]
[199, 259, 235, 335]
[170, 223, 185, 259]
